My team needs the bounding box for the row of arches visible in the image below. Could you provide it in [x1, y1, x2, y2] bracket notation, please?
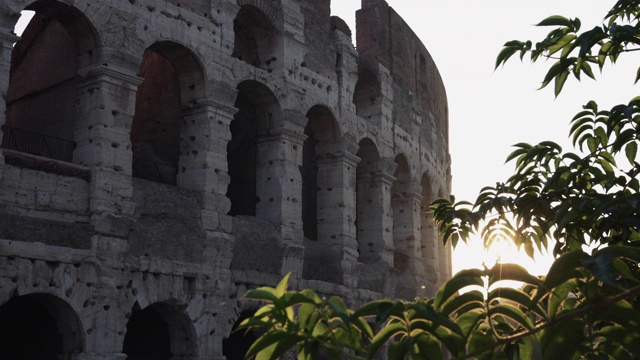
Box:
[0, 293, 199, 360]
[1, 2, 448, 295]
[3, 1, 385, 169]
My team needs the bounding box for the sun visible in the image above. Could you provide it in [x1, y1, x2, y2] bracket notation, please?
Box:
[453, 235, 555, 277]
[484, 237, 518, 266]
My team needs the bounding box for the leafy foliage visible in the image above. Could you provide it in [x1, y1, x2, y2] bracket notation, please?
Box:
[239, 1, 640, 359]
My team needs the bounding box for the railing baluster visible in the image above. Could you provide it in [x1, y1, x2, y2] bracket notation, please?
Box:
[0, 125, 75, 162]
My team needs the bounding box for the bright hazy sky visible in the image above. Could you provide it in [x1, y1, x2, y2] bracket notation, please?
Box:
[331, 1, 638, 275]
[14, 2, 638, 276]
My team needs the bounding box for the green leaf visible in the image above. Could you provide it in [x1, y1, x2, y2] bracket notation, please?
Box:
[554, 69, 570, 97]
[488, 287, 544, 318]
[547, 279, 579, 319]
[246, 331, 304, 360]
[591, 299, 640, 328]
[597, 325, 640, 356]
[496, 44, 520, 68]
[367, 322, 406, 360]
[625, 142, 638, 165]
[298, 303, 317, 330]
[311, 320, 329, 338]
[487, 263, 544, 288]
[548, 34, 577, 56]
[581, 61, 596, 80]
[599, 41, 613, 68]
[489, 303, 534, 330]
[540, 318, 585, 360]
[243, 288, 279, 303]
[543, 250, 587, 290]
[387, 338, 410, 360]
[413, 333, 443, 359]
[455, 310, 486, 338]
[354, 300, 395, 318]
[433, 268, 485, 309]
[587, 136, 597, 153]
[537, 15, 573, 27]
[467, 323, 496, 357]
[275, 273, 291, 297]
[440, 290, 484, 316]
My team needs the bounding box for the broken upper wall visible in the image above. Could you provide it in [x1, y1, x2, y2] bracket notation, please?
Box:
[296, 0, 335, 74]
[356, 0, 448, 142]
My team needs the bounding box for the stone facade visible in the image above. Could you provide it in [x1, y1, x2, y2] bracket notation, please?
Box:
[0, 0, 451, 358]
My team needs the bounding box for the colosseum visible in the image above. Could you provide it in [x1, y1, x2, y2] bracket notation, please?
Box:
[0, 0, 451, 358]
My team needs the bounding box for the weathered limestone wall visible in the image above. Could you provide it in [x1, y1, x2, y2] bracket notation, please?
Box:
[0, 0, 452, 358]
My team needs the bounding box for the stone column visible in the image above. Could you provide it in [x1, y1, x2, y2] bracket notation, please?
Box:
[82, 264, 129, 360]
[392, 189, 426, 299]
[0, 28, 19, 181]
[421, 207, 441, 297]
[177, 96, 237, 286]
[255, 126, 307, 277]
[315, 150, 360, 287]
[75, 64, 142, 237]
[355, 168, 396, 293]
[73, 61, 142, 358]
[178, 98, 235, 234]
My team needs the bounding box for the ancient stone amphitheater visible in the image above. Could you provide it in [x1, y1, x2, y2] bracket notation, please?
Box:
[0, 0, 451, 358]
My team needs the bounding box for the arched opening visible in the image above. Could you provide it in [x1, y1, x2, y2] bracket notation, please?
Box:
[123, 301, 196, 360]
[353, 69, 381, 119]
[131, 41, 205, 185]
[391, 154, 415, 298]
[222, 310, 260, 360]
[301, 106, 340, 242]
[355, 138, 381, 264]
[3, 3, 98, 163]
[227, 81, 280, 217]
[301, 105, 342, 282]
[233, 5, 278, 69]
[0, 293, 84, 359]
[355, 139, 390, 292]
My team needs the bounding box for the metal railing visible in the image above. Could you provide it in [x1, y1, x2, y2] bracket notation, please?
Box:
[132, 157, 177, 185]
[1, 125, 75, 162]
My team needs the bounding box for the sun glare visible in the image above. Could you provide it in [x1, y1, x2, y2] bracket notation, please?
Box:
[483, 237, 517, 267]
[482, 236, 554, 277]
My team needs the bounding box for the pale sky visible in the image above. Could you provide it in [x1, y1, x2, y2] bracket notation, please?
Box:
[331, 1, 638, 275]
[14, 2, 637, 276]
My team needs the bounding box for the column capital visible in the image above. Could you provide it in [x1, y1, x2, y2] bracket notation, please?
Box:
[259, 127, 307, 145]
[196, 97, 239, 116]
[182, 98, 239, 117]
[317, 150, 360, 166]
[78, 64, 143, 89]
[375, 171, 396, 185]
[0, 29, 19, 48]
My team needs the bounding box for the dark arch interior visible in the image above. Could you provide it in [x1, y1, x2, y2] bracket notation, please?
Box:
[222, 310, 259, 360]
[226, 81, 279, 217]
[353, 69, 381, 117]
[4, 11, 78, 162]
[131, 50, 182, 185]
[301, 106, 340, 242]
[123, 304, 171, 360]
[227, 90, 259, 216]
[0, 296, 63, 360]
[233, 5, 276, 68]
